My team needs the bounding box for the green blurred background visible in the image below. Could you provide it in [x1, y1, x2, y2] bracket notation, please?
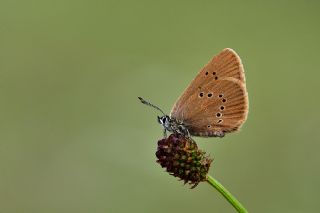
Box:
[1, 0, 319, 212]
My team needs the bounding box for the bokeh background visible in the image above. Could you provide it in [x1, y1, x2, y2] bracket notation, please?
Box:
[1, 0, 319, 212]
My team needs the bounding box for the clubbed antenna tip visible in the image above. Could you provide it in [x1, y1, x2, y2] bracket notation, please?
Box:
[138, 97, 166, 115]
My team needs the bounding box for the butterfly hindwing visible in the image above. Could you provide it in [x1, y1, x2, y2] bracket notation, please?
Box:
[170, 48, 248, 137]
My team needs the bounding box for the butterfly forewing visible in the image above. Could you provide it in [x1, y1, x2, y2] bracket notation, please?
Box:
[209, 48, 246, 83]
[170, 48, 248, 137]
[178, 78, 248, 136]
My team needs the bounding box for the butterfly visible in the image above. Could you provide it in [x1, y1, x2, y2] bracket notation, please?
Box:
[139, 48, 248, 138]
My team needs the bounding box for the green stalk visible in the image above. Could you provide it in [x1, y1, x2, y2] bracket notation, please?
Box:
[206, 175, 248, 213]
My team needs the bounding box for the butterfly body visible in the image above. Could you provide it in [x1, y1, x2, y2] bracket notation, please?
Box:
[139, 48, 248, 139]
[157, 115, 190, 137]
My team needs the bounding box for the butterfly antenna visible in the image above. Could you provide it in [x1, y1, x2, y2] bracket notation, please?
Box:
[138, 97, 166, 115]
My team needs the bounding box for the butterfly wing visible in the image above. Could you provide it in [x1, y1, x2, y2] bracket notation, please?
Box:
[170, 48, 248, 137]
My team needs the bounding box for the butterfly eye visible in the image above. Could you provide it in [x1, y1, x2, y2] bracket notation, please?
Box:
[212, 72, 216, 75]
[222, 98, 227, 102]
[215, 76, 218, 80]
[162, 116, 168, 123]
[207, 125, 211, 128]
[219, 94, 223, 97]
[205, 72, 208, 75]
[218, 119, 223, 123]
[199, 92, 204, 97]
[220, 106, 225, 110]
[207, 93, 213, 97]
[216, 113, 222, 117]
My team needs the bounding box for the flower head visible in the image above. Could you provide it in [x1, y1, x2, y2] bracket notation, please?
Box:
[156, 133, 213, 188]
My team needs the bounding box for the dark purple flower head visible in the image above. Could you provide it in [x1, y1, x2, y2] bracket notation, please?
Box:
[156, 134, 213, 188]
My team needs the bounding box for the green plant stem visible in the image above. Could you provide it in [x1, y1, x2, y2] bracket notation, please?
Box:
[206, 175, 248, 213]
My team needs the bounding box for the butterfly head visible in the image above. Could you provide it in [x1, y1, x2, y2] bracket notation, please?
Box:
[157, 115, 171, 128]
[138, 96, 189, 136]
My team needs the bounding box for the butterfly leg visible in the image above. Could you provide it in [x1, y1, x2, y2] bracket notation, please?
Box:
[178, 124, 190, 138]
[163, 129, 167, 138]
[181, 128, 197, 144]
[185, 129, 191, 138]
[189, 136, 197, 145]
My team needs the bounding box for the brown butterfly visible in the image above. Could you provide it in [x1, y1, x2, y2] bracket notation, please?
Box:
[139, 48, 248, 138]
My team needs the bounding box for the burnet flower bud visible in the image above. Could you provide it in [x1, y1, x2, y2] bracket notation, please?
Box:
[156, 133, 213, 188]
